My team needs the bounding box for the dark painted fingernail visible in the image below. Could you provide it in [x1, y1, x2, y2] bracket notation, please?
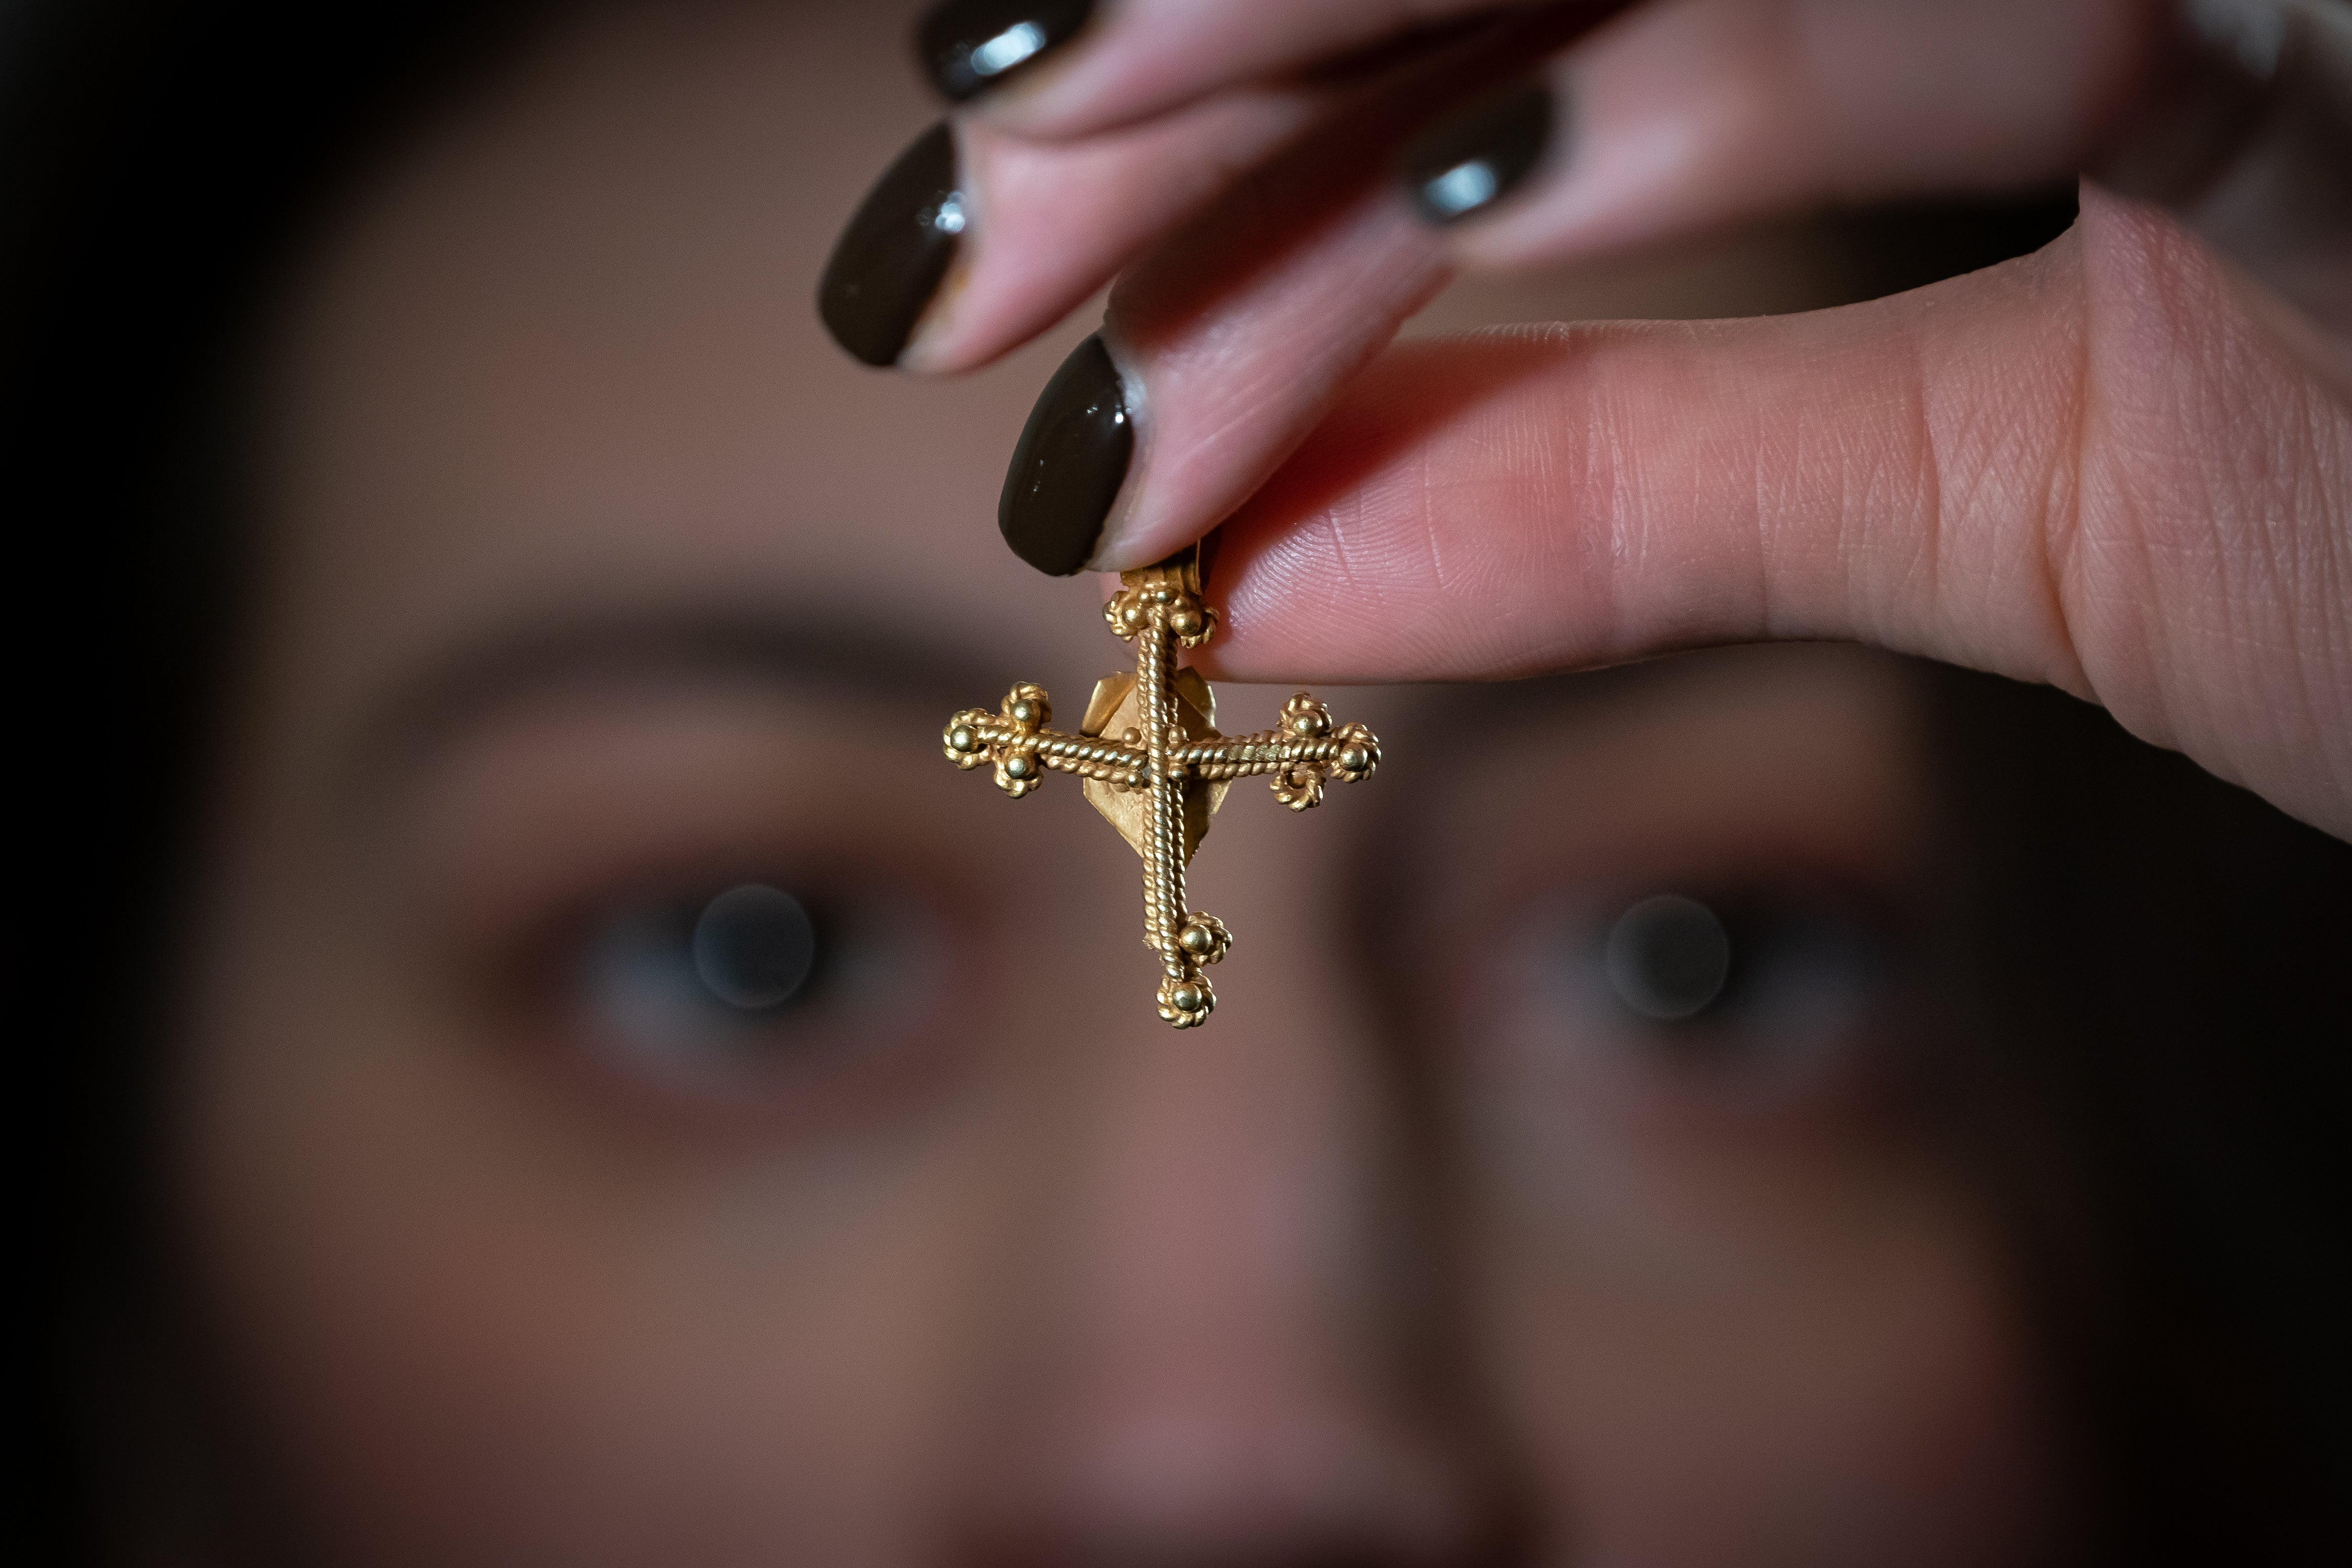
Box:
[819, 121, 966, 368]
[999, 334, 1132, 576]
[916, 0, 1094, 103]
[1399, 80, 1557, 226]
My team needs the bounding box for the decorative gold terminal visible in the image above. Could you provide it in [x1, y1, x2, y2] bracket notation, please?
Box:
[940, 542, 1382, 1028]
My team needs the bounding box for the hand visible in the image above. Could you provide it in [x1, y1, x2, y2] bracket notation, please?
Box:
[821, 0, 2352, 838]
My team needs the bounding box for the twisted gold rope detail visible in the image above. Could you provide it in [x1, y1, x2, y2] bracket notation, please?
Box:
[938, 548, 1379, 1028]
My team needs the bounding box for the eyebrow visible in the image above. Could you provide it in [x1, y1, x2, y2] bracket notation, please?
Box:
[345, 606, 998, 803]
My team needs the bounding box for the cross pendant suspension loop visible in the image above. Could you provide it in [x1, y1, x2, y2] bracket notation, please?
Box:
[940, 542, 1382, 1028]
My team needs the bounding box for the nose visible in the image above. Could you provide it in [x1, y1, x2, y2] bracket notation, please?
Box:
[940, 812, 1515, 1567]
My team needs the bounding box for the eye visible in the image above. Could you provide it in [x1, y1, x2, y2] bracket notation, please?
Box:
[1507, 887, 1904, 1092]
[568, 877, 948, 1087]
[1604, 894, 1733, 1020]
[687, 884, 818, 1008]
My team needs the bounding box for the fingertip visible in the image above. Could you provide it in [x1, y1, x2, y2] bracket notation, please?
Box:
[998, 332, 1139, 575]
[1397, 77, 1563, 230]
[818, 120, 969, 369]
[894, 254, 983, 375]
[914, 0, 1099, 107]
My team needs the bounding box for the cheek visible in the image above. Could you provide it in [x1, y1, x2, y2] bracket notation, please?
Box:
[1461, 1119, 2067, 1567]
[170, 847, 1069, 1565]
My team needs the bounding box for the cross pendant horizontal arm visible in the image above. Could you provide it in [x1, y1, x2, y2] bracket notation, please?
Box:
[940, 705, 1379, 804]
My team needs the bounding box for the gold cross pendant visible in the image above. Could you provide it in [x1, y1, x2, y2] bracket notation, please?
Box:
[940, 542, 1381, 1027]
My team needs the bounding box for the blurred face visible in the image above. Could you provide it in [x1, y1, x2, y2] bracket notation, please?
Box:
[173, 4, 2067, 1564]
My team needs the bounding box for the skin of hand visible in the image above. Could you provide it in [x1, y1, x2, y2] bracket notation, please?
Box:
[856, 0, 2352, 839]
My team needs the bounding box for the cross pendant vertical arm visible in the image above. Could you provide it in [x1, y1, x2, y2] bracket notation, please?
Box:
[1104, 552, 1230, 1027]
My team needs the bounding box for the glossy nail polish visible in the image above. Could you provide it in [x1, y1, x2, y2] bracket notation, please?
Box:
[819, 122, 966, 367]
[1000, 334, 1131, 576]
[916, 0, 1094, 103]
[1399, 80, 1557, 226]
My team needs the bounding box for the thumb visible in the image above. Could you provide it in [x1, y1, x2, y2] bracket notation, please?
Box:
[1201, 191, 2352, 838]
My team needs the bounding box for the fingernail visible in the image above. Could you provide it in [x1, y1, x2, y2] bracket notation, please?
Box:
[999, 333, 1133, 576]
[916, 0, 1095, 103]
[1399, 80, 1558, 227]
[818, 121, 968, 368]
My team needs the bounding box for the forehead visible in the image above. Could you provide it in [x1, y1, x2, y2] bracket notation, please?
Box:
[258, 2, 1104, 728]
